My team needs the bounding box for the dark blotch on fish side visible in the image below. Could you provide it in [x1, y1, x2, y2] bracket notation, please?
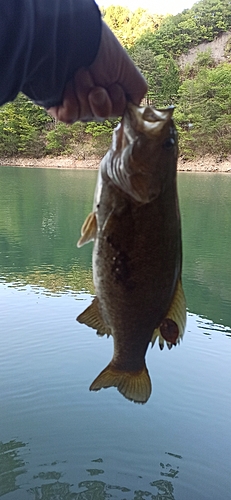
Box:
[107, 235, 135, 289]
[111, 250, 130, 282]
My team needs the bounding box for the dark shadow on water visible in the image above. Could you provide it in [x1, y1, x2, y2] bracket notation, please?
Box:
[0, 440, 180, 500]
[0, 440, 26, 497]
[29, 479, 176, 500]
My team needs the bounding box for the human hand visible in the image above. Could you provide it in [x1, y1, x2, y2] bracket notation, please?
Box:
[48, 21, 147, 123]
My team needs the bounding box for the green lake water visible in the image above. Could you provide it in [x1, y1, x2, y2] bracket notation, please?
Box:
[0, 166, 230, 499]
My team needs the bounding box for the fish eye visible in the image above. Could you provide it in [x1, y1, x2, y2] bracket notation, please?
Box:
[163, 137, 175, 150]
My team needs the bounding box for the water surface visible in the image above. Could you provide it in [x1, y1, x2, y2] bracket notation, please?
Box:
[0, 167, 230, 500]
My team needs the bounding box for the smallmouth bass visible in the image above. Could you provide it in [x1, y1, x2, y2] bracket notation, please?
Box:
[77, 104, 186, 404]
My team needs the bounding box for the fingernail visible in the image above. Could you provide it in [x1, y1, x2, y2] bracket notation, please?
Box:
[89, 88, 112, 118]
[90, 88, 107, 105]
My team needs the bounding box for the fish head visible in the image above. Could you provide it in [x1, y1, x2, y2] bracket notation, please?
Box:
[105, 103, 178, 204]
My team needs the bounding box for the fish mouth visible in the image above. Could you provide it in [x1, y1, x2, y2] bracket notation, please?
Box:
[126, 103, 174, 138]
[106, 103, 176, 204]
[112, 104, 174, 153]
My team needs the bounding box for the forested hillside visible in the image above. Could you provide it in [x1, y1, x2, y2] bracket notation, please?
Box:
[1, 0, 231, 160]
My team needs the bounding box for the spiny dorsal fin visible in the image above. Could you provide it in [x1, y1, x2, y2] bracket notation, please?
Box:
[151, 279, 186, 349]
[77, 297, 111, 336]
[77, 212, 97, 248]
[90, 362, 151, 404]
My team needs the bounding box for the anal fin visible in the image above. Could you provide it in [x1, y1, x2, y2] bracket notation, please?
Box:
[90, 362, 151, 404]
[77, 297, 111, 336]
[77, 212, 97, 248]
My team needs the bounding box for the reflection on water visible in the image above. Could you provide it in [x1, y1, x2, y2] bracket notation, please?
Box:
[197, 316, 231, 337]
[178, 173, 231, 328]
[1, 168, 231, 500]
[2, 263, 95, 296]
[0, 168, 231, 327]
[0, 167, 96, 273]
[0, 440, 179, 500]
[0, 440, 26, 497]
[0, 305, 230, 500]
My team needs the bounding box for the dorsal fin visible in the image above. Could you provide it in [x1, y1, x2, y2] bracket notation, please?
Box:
[90, 362, 151, 404]
[77, 297, 111, 336]
[77, 212, 97, 248]
[151, 279, 186, 349]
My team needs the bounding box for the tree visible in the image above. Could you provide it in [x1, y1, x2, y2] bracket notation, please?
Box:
[102, 5, 164, 47]
[181, 49, 216, 80]
[130, 46, 180, 106]
[102, 5, 131, 46]
[134, 0, 231, 57]
[0, 94, 50, 156]
[175, 63, 231, 157]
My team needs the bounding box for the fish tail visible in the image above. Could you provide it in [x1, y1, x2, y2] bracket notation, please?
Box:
[89, 363, 151, 404]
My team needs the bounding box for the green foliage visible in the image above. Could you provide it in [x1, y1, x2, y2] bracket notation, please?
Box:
[0, 1, 231, 160]
[45, 121, 86, 156]
[85, 119, 118, 137]
[0, 93, 119, 158]
[181, 49, 216, 79]
[45, 122, 73, 155]
[85, 119, 119, 156]
[102, 5, 164, 47]
[0, 94, 50, 156]
[0, 94, 84, 157]
[150, 54, 180, 106]
[130, 46, 180, 105]
[103, 5, 130, 46]
[13, 93, 51, 129]
[175, 63, 231, 157]
[134, 0, 231, 57]
[0, 104, 31, 156]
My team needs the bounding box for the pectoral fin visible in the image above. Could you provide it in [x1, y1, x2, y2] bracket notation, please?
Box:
[152, 279, 186, 349]
[77, 212, 97, 248]
[77, 297, 111, 336]
[90, 362, 151, 404]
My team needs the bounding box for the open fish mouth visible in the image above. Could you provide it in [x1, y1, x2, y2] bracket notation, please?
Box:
[112, 103, 175, 154]
[106, 103, 177, 204]
[125, 102, 174, 137]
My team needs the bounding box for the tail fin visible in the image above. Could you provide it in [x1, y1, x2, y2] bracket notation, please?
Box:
[90, 363, 151, 404]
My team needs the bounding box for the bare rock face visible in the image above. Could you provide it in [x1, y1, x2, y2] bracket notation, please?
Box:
[178, 31, 231, 69]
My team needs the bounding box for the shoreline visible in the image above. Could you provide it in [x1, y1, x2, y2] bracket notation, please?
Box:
[1, 155, 231, 172]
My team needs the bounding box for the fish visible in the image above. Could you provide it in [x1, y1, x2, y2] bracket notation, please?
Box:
[77, 103, 186, 404]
